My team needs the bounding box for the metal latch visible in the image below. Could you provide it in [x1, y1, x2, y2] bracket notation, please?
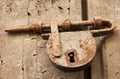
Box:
[5, 17, 114, 71]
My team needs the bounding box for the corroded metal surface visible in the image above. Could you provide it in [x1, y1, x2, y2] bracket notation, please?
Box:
[51, 22, 62, 57]
[5, 18, 114, 36]
[46, 31, 96, 70]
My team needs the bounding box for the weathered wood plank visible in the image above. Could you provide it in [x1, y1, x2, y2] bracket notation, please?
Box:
[102, 30, 120, 79]
[87, 0, 110, 79]
[0, 0, 29, 79]
[114, 0, 120, 20]
[70, 0, 82, 21]
[22, 38, 37, 79]
[88, 0, 114, 20]
[88, 0, 120, 79]
[102, 0, 120, 79]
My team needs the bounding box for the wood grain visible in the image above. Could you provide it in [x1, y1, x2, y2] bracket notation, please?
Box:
[88, 0, 120, 79]
[0, 0, 29, 79]
[0, 0, 120, 79]
[102, 0, 120, 79]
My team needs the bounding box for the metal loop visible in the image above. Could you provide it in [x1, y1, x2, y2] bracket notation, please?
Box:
[62, 20, 71, 31]
[31, 23, 42, 33]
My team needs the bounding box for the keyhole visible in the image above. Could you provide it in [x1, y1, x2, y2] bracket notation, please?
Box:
[68, 52, 75, 63]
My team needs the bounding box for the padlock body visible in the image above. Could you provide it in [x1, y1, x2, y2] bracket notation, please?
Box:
[46, 31, 96, 71]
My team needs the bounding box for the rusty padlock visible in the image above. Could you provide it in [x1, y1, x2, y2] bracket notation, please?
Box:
[5, 17, 114, 71]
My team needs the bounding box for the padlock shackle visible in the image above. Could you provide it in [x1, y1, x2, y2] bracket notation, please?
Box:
[91, 24, 114, 36]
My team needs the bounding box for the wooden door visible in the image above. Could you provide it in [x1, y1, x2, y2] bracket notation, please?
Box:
[0, 0, 120, 79]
